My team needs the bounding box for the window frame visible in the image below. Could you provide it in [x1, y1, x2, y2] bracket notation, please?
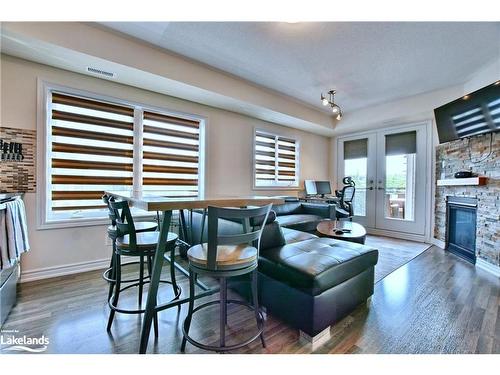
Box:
[252, 128, 300, 190]
[37, 80, 206, 229]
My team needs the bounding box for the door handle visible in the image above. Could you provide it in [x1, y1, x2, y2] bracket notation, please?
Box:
[377, 187, 384, 190]
[368, 187, 374, 190]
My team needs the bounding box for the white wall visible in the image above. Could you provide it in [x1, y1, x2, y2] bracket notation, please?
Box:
[1, 54, 331, 279]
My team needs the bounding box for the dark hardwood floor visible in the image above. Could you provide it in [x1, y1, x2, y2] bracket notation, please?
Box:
[2, 243, 499, 354]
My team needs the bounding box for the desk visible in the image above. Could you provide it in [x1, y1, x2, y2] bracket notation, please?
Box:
[300, 196, 339, 204]
[105, 191, 284, 353]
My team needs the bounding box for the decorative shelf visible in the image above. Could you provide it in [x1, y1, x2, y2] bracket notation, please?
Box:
[437, 177, 487, 187]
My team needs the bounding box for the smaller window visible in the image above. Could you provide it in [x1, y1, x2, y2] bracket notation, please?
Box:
[254, 130, 299, 188]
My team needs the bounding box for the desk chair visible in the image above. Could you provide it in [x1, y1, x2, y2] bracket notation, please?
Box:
[335, 177, 356, 220]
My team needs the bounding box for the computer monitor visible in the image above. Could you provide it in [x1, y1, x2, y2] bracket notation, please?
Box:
[315, 181, 332, 197]
[304, 180, 317, 196]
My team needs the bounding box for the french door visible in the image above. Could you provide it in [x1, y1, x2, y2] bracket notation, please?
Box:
[337, 123, 428, 236]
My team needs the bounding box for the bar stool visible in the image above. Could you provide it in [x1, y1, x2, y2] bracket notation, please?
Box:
[106, 198, 181, 335]
[102, 195, 158, 303]
[181, 204, 272, 353]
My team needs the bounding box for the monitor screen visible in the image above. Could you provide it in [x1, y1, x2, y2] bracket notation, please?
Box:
[304, 180, 317, 195]
[315, 181, 332, 195]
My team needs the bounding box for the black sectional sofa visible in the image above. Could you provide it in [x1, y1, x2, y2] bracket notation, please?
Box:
[186, 202, 378, 341]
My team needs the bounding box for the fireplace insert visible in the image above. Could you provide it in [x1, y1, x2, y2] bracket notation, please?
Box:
[446, 196, 477, 264]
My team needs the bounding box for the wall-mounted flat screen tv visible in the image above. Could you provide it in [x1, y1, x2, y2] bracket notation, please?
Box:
[434, 81, 500, 144]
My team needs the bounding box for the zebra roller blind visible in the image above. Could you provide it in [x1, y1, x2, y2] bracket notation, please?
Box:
[254, 130, 298, 187]
[49, 92, 135, 219]
[142, 111, 200, 198]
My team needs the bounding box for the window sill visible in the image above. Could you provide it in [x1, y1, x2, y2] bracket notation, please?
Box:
[37, 214, 158, 231]
[252, 186, 302, 191]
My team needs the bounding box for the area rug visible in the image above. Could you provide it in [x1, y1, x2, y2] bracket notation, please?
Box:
[364, 235, 432, 283]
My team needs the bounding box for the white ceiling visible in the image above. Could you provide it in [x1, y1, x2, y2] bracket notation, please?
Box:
[99, 22, 500, 112]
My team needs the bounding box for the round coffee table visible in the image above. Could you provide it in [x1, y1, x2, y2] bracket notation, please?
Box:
[316, 220, 367, 244]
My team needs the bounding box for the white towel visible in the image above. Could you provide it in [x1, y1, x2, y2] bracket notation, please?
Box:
[0, 210, 10, 270]
[1, 199, 30, 270]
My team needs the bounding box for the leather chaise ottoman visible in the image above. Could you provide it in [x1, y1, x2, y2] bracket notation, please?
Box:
[257, 237, 378, 343]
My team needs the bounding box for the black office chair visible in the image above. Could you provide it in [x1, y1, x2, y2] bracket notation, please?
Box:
[335, 177, 356, 221]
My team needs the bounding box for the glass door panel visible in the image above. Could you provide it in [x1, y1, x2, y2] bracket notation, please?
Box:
[337, 134, 376, 228]
[375, 126, 427, 235]
[344, 158, 367, 216]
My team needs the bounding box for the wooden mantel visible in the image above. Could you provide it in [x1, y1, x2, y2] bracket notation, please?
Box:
[436, 177, 487, 187]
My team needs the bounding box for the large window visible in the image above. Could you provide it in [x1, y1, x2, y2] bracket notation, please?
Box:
[44, 88, 203, 225]
[254, 130, 299, 188]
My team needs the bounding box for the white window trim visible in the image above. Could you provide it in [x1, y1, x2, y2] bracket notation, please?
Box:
[36, 79, 207, 230]
[252, 128, 300, 191]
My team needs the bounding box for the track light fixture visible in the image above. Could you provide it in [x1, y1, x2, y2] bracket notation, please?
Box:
[321, 90, 343, 121]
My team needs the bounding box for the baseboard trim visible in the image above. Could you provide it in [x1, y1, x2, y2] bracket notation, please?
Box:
[366, 228, 427, 243]
[20, 258, 110, 283]
[476, 259, 500, 278]
[431, 238, 446, 249]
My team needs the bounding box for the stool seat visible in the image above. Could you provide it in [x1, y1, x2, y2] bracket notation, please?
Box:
[187, 243, 257, 269]
[116, 232, 177, 251]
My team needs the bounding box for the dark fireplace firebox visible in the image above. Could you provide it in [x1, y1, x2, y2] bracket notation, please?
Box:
[446, 196, 477, 264]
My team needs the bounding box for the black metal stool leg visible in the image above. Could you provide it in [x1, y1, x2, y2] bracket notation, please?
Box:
[224, 279, 228, 326]
[220, 277, 227, 349]
[138, 256, 144, 307]
[181, 269, 195, 352]
[169, 243, 180, 311]
[107, 243, 116, 301]
[251, 270, 266, 348]
[146, 255, 159, 337]
[107, 252, 121, 331]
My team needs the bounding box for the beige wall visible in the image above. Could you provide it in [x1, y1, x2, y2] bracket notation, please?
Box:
[1, 54, 331, 278]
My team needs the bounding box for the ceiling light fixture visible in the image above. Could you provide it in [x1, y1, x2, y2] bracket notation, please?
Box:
[321, 90, 343, 120]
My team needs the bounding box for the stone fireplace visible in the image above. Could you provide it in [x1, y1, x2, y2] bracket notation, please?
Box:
[434, 132, 499, 268]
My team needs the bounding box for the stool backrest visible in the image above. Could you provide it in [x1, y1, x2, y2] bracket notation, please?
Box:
[206, 204, 272, 271]
[108, 199, 137, 247]
[102, 194, 118, 226]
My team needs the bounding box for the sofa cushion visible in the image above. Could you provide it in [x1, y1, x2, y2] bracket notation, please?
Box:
[271, 202, 302, 216]
[259, 221, 287, 251]
[282, 227, 318, 244]
[259, 237, 378, 296]
[275, 214, 324, 232]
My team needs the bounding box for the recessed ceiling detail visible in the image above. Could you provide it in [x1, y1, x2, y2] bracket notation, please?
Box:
[100, 22, 500, 112]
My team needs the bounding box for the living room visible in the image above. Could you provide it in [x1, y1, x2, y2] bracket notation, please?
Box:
[1, 1, 499, 373]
